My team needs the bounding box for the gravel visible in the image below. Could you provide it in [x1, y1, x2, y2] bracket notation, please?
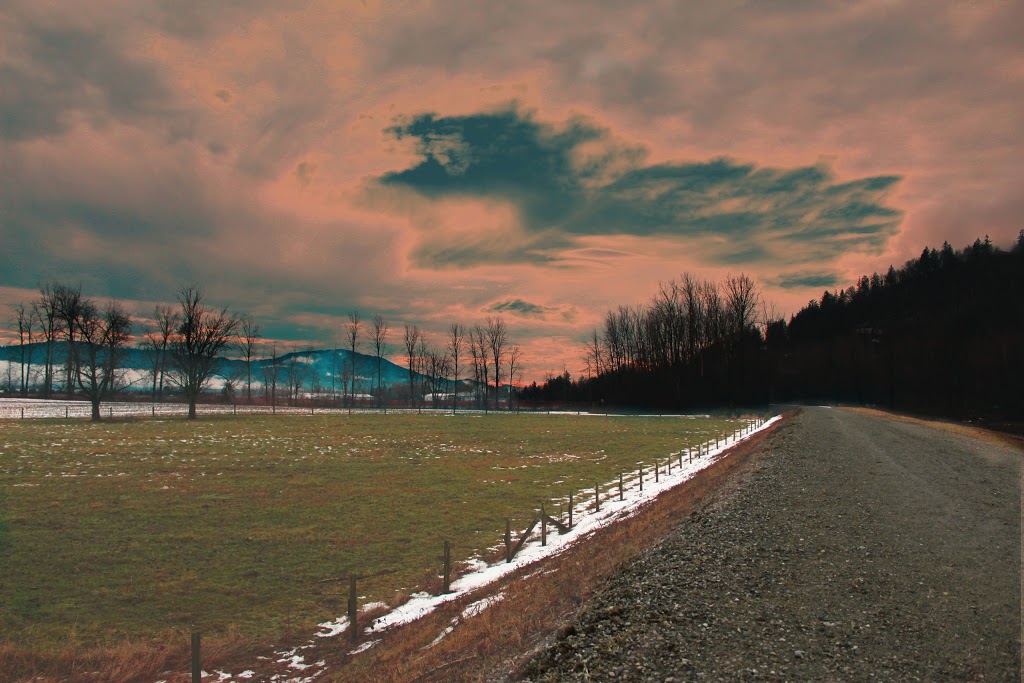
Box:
[516, 407, 1021, 682]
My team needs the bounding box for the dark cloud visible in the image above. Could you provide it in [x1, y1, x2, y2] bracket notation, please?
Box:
[769, 272, 840, 290]
[378, 107, 902, 267]
[488, 299, 547, 317]
[0, 16, 174, 141]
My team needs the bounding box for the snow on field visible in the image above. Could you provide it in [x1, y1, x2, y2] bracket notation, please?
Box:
[0, 398, 393, 419]
[209, 415, 781, 682]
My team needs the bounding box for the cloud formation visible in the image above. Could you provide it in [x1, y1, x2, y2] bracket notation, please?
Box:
[1, 0, 1021, 378]
[378, 107, 902, 268]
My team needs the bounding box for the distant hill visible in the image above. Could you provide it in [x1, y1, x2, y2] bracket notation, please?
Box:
[0, 344, 454, 395]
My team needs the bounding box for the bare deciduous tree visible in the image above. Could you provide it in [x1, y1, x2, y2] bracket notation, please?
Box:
[11, 303, 34, 396]
[486, 316, 508, 410]
[144, 304, 178, 403]
[507, 345, 522, 412]
[447, 322, 465, 414]
[168, 285, 241, 420]
[53, 283, 84, 398]
[371, 314, 389, 409]
[238, 314, 261, 403]
[75, 298, 133, 421]
[471, 325, 488, 410]
[263, 342, 281, 408]
[403, 323, 420, 409]
[346, 311, 361, 413]
[34, 284, 61, 398]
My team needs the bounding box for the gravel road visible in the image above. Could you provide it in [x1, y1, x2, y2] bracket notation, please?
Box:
[516, 407, 1021, 681]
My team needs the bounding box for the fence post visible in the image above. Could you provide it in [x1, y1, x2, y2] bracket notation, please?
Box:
[594, 484, 600, 511]
[21, 408, 24, 419]
[443, 541, 451, 593]
[568, 492, 574, 528]
[667, 458, 671, 475]
[540, 505, 547, 546]
[619, 472, 624, 501]
[152, 404, 156, 417]
[638, 466, 643, 492]
[66, 406, 69, 418]
[505, 518, 512, 563]
[348, 576, 358, 643]
[191, 631, 201, 683]
[655, 462, 659, 483]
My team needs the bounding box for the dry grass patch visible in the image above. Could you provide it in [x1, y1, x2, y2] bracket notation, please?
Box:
[843, 407, 1024, 451]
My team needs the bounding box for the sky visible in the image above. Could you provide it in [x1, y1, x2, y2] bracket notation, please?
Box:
[2, 0, 1022, 381]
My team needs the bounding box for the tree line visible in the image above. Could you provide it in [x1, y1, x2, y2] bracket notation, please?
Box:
[522, 233, 1024, 422]
[6, 283, 522, 420]
[521, 272, 773, 409]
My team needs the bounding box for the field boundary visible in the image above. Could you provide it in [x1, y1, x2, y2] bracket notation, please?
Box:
[195, 416, 781, 682]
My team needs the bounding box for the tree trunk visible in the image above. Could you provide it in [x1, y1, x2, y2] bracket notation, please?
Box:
[188, 399, 198, 420]
[91, 400, 101, 422]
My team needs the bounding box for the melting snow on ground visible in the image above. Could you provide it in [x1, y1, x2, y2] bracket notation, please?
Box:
[199, 414, 779, 682]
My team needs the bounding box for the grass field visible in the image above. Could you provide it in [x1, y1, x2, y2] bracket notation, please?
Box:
[0, 412, 745, 657]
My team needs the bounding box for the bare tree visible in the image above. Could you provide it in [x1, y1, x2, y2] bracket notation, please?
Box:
[263, 342, 281, 408]
[403, 323, 420, 409]
[447, 322, 465, 413]
[371, 314, 389, 409]
[168, 285, 241, 419]
[53, 283, 84, 398]
[238, 315, 261, 403]
[724, 273, 760, 340]
[75, 299, 133, 420]
[34, 284, 61, 398]
[486, 316, 508, 409]
[11, 303, 34, 396]
[346, 311, 361, 413]
[471, 324, 488, 410]
[416, 335, 432, 412]
[284, 348, 310, 405]
[507, 345, 522, 412]
[144, 304, 178, 403]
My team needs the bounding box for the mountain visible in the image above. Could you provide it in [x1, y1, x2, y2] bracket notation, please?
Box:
[0, 343, 444, 395]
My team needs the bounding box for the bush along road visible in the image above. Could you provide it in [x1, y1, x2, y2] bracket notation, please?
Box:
[516, 407, 1021, 681]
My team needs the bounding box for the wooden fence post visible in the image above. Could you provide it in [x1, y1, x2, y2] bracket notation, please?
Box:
[568, 492, 574, 528]
[619, 472, 624, 501]
[191, 631, 201, 683]
[638, 466, 643, 492]
[21, 408, 24, 419]
[667, 458, 671, 475]
[594, 484, 600, 511]
[540, 505, 547, 546]
[443, 541, 451, 593]
[348, 577, 358, 643]
[655, 462, 659, 483]
[152, 404, 156, 417]
[65, 406, 69, 418]
[505, 519, 512, 563]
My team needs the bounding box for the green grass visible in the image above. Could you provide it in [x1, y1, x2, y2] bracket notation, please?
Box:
[0, 412, 744, 649]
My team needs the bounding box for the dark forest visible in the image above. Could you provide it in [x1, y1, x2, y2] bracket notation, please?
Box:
[520, 233, 1024, 422]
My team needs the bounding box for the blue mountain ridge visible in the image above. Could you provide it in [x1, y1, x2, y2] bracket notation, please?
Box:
[0, 343, 475, 393]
